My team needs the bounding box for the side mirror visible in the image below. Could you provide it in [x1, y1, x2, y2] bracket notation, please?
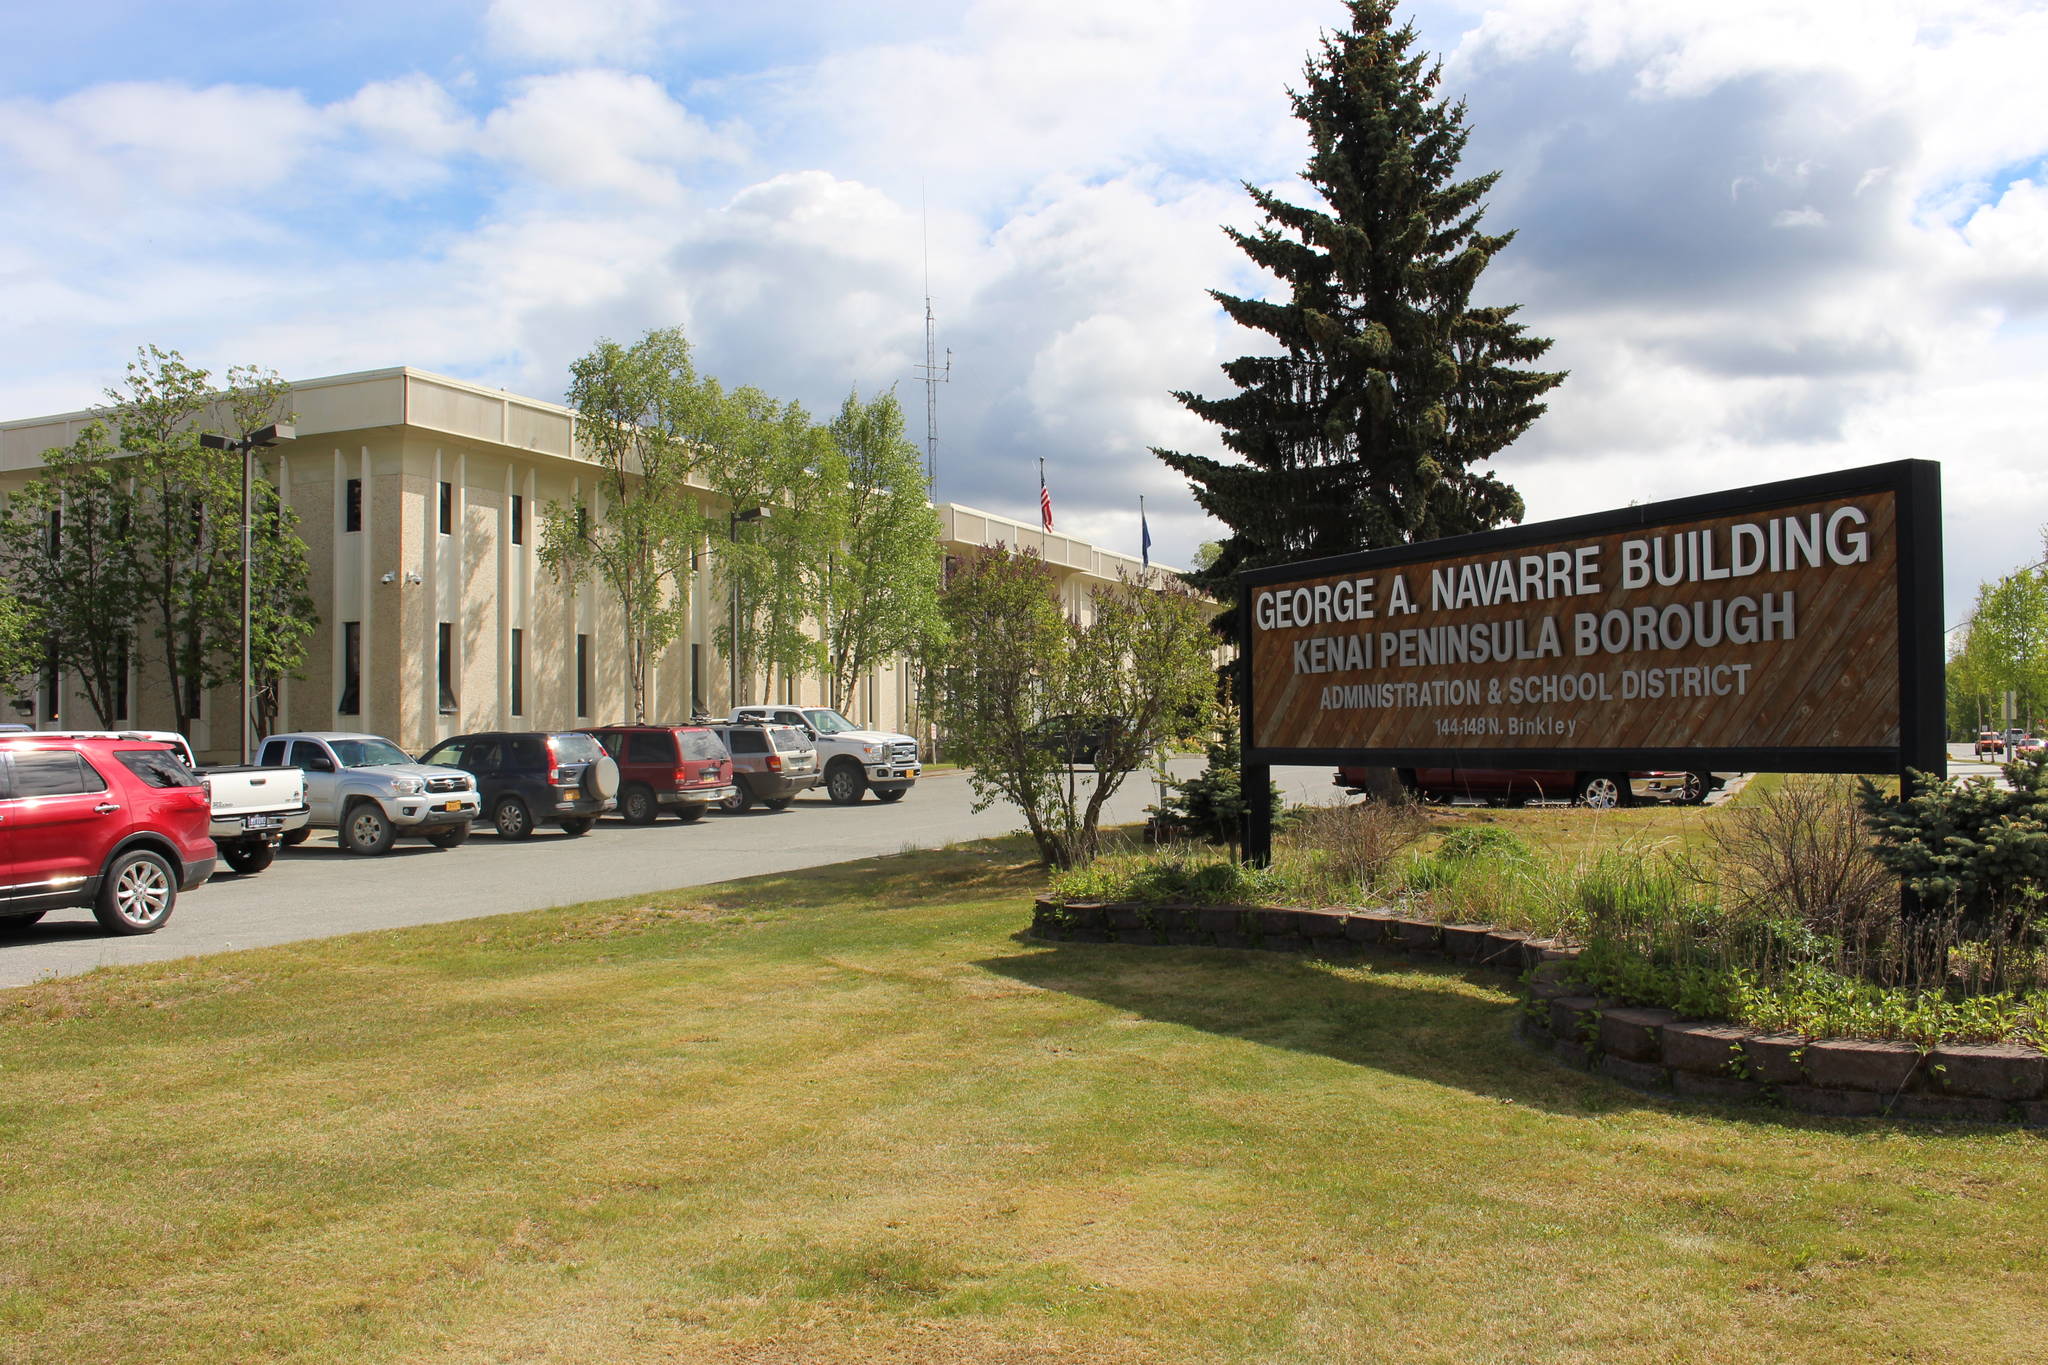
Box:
[306, 754, 336, 773]
[802, 726, 818, 741]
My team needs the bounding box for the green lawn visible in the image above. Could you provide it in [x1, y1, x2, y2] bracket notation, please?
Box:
[3, 837, 2043, 1363]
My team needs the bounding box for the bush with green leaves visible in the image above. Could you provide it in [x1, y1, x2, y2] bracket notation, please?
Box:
[1859, 754, 2048, 928]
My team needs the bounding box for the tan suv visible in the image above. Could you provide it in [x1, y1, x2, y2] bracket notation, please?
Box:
[710, 722, 819, 813]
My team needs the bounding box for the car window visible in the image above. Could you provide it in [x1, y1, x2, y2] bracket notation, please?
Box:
[678, 730, 727, 762]
[728, 730, 767, 754]
[8, 750, 108, 798]
[114, 748, 201, 788]
[331, 737, 413, 767]
[551, 733, 604, 763]
[422, 739, 465, 768]
[625, 732, 673, 764]
[507, 737, 545, 768]
[801, 709, 857, 734]
[466, 740, 501, 771]
[288, 740, 331, 771]
[259, 739, 287, 766]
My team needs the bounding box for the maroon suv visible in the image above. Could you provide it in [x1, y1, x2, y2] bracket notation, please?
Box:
[0, 735, 216, 936]
[577, 724, 735, 824]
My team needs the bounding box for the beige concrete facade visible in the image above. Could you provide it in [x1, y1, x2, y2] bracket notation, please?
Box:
[0, 366, 1170, 762]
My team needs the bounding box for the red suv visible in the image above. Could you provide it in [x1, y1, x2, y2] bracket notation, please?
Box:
[0, 735, 216, 936]
[577, 725, 735, 824]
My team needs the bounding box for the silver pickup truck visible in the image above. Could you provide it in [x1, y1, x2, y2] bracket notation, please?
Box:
[259, 731, 480, 854]
[38, 730, 309, 875]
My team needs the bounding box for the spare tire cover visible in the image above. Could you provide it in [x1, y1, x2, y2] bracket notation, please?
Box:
[585, 756, 622, 800]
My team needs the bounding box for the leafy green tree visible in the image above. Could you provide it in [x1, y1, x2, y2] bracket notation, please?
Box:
[0, 421, 144, 726]
[820, 389, 943, 713]
[1156, 0, 1563, 618]
[1155, 703, 1284, 856]
[0, 584, 38, 689]
[104, 347, 315, 738]
[1949, 564, 2048, 735]
[925, 546, 1215, 869]
[540, 328, 717, 723]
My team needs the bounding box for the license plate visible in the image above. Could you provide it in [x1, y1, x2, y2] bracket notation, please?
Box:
[440, 800, 463, 812]
[242, 815, 282, 831]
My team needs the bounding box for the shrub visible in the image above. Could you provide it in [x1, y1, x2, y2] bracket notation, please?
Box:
[1153, 709, 1282, 851]
[1281, 800, 1429, 902]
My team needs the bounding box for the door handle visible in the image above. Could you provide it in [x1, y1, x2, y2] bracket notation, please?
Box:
[94, 803, 119, 814]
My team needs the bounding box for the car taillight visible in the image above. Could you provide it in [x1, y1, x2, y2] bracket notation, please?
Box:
[675, 767, 692, 785]
[766, 754, 783, 772]
[547, 738, 561, 785]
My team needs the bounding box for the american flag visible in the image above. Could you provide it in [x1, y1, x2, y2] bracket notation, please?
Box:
[1039, 459, 1053, 531]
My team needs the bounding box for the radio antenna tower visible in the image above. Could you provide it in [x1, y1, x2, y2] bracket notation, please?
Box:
[915, 189, 950, 497]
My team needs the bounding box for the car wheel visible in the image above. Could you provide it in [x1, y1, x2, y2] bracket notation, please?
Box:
[825, 761, 866, 805]
[720, 779, 755, 814]
[342, 801, 397, 855]
[1573, 774, 1629, 810]
[1680, 772, 1710, 806]
[674, 805, 706, 824]
[425, 824, 470, 849]
[583, 756, 621, 802]
[93, 848, 177, 935]
[763, 796, 793, 812]
[621, 784, 657, 826]
[280, 828, 310, 848]
[559, 817, 595, 836]
[223, 842, 275, 875]
[874, 788, 906, 804]
[494, 796, 535, 840]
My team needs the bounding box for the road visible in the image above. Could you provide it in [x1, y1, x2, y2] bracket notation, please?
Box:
[0, 761, 1358, 988]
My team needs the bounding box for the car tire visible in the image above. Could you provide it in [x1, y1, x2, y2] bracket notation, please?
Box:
[223, 842, 275, 876]
[620, 784, 657, 826]
[825, 761, 866, 805]
[1573, 774, 1630, 810]
[559, 817, 595, 836]
[93, 848, 178, 935]
[763, 796, 793, 812]
[721, 779, 755, 814]
[874, 788, 906, 803]
[1680, 772, 1710, 806]
[494, 797, 536, 840]
[674, 806, 706, 824]
[280, 829, 310, 848]
[583, 756, 621, 802]
[342, 801, 397, 855]
[425, 825, 470, 849]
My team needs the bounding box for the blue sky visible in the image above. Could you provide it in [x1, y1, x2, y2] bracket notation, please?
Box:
[3, 0, 2046, 627]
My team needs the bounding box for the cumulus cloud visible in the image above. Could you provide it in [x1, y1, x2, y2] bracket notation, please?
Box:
[480, 69, 741, 202]
[484, 0, 672, 66]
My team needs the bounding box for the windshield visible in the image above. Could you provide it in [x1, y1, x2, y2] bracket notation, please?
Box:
[802, 709, 859, 734]
[331, 737, 414, 768]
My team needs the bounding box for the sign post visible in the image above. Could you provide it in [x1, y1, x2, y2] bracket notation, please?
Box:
[1237, 460, 1942, 863]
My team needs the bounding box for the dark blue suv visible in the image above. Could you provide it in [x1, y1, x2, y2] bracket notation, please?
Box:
[420, 731, 621, 839]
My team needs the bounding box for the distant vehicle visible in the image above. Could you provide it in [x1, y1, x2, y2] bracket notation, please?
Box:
[709, 721, 820, 812]
[1977, 731, 2006, 757]
[0, 734, 215, 935]
[1030, 714, 1132, 767]
[1335, 765, 1708, 809]
[2015, 735, 2045, 757]
[576, 724, 734, 824]
[728, 705, 919, 804]
[419, 731, 620, 839]
[259, 732, 480, 854]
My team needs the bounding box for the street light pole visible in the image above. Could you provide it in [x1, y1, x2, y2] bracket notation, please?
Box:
[200, 422, 294, 763]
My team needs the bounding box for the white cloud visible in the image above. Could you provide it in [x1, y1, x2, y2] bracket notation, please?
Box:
[480, 69, 741, 202]
[484, 0, 672, 66]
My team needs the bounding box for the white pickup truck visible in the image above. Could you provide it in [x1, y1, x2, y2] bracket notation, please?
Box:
[727, 705, 920, 804]
[37, 730, 309, 875]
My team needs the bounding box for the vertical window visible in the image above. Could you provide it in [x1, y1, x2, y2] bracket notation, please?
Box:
[113, 635, 129, 722]
[42, 642, 59, 721]
[339, 621, 361, 714]
[511, 493, 524, 546]
[345, 478, 362, 533]
[438, 481, 453, 536]
[576, 505, 590, 543]
[510, 628, 524, 717]
[575, 634, 589, 718]
[690, 643, 703, 717]
[437, 622, 457, 714]
[47, 508, 60, 555]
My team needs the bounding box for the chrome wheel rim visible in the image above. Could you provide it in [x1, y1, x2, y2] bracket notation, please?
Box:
[115, 859, 172, 925]
[1581, 778, 1620, 808]
[349, 810, 384, 847]
[497, 802, 527, 836]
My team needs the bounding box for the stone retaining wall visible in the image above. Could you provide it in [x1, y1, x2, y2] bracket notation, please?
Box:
[1029, 898, 2048, 1127]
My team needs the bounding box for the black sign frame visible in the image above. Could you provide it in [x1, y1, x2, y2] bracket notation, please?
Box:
[1236, 459, 1943, 820]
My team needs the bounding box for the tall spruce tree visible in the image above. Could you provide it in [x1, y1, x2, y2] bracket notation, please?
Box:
[1156, 0, 1563, 615]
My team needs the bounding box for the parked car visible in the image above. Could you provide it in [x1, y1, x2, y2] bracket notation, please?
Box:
[1336, 765, 1667, 809]
[419, 731, 621, 838]
[258, 732, 481, 854]
[709, 722, 820, 812]
[38, 729, 309, 875]
[2015, 735, 2045, 757]
[1030, 713, 1132, 767]
[1976, 731, 2006, 757]
[728, 705, 920, 804]
[577, 724, 735, 824]
[0, 734, 215, 935]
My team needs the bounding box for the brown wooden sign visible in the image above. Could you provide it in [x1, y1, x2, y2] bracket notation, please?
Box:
[1238, 460, 1943, 775]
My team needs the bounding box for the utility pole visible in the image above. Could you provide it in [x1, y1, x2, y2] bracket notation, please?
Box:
[199, 422, 294, 762]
